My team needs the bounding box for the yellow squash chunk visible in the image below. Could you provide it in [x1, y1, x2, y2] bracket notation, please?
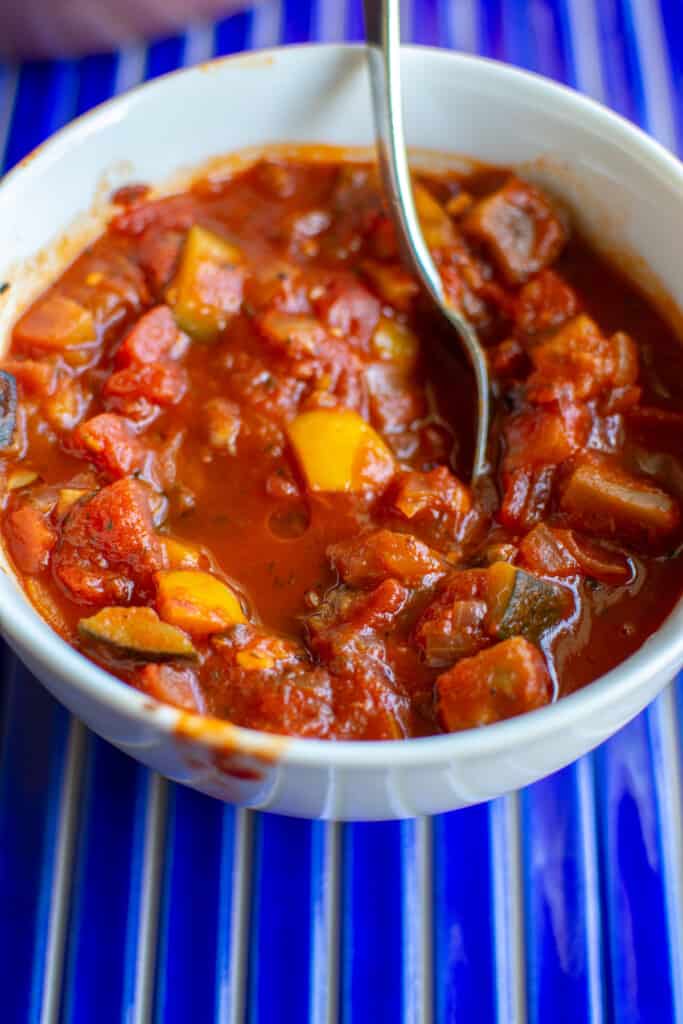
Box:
[361, 261, 419, 311]
[412, 183, 455, 249]
[167, 225, 244, 342]
[156, 569, 246, 636]
[287, 409, 395, 493]
[78, 606, 196, 661]
[14, 294, 96, 350]
[371, 317, 419, 370]
[162, 537, 203, 570]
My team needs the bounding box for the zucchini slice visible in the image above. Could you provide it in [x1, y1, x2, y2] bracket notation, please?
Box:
[78, 606, 197, 661]
[487, 561, 569, 643]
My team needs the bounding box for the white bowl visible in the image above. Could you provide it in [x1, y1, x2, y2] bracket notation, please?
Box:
[0, 44, 682, 820]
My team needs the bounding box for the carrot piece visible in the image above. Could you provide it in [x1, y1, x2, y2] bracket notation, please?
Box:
[4, 502, 56, 574]
[14, 294, 95, 351]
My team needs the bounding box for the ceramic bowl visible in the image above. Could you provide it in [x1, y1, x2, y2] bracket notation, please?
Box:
[0, 44, 682, 819]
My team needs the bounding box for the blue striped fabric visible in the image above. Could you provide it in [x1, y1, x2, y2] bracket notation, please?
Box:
[0, 2, 682, 1021]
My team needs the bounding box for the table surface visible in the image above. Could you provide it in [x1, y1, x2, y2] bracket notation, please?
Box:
[1, 1, 683, 1021]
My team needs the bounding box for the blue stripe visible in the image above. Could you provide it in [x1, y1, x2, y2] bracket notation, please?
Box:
[282, 0, 315, 44]
[341, 823, 404, 1024]
[75, 55, 118, 115]
[477, 0, 505, 60]
[146, 35, 185, 80]
[215, 11, 252, 55]
[346, 0, 365, 43]
[247, 814, 315, 1023]
[501, 0, 536, 71]
[521, 764, 605, 1024]
[433, 805, 497, 1022]
[153, 787, 226, 1023]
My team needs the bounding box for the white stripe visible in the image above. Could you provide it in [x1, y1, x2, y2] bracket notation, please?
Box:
[130, 774, 168, 1024]
[217, 807, 253, 1024]
[563, 0, 606, 101]
[0, 65, 18, 166]
[445, 0, 478, 53]
[250, 0, 283, 50]
[38, 721, 87, 1024]
[402, 817, 433, 1024]
[183, 24, 216, 67]
[575, 756, 607, 1023]
[309, 822, 341, 1024]
[490, 794, 527, 1024]
[315, 0, 347, 43]
[627, 0, 678, 151]
[647, 689, 683, 1021]
[114, 45, 147, 95]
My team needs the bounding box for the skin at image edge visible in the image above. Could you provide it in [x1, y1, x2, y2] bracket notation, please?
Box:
[0, 0, 253, 59]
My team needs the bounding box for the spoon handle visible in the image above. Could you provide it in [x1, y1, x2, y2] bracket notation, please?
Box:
[363, 0, 490, 481]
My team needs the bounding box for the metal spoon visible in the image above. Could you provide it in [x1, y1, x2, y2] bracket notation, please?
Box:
[363, 0, 490, 481]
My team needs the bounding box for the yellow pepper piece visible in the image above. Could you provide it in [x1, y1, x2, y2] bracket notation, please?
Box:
[371, 317, 419, 370]
[7, 469, 39, 491]
[167, 225, 244, 342]
[155, 569, 246, 636]
[412, 182, 455, 249]
[287, 409, 395, 493]
[162, 537, 203, 570]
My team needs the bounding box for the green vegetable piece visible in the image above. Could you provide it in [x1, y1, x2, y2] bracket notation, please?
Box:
[78, 606, 197, 661]
[487, 561, 569, 643]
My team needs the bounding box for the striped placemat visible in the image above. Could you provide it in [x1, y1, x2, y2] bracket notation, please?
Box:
[1, 3, 682, 1021]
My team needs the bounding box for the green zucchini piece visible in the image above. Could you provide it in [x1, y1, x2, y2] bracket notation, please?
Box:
[487, 561, 569, 643]
[78, 606, 197, 661]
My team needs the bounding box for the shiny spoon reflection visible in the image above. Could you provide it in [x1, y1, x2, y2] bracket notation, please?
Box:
[363, 0, 491, 482]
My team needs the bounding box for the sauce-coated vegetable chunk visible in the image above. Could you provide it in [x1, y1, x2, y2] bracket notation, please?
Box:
[287, 408, 395, 493]
[167, 225, 245, 341]
[54, 479, 165, 605]
[436, 637, 552, 731]
[560, 454, 680, 546]
[155, 570, 246, 636]
[79, 606, 196, 661]
[463, 176, 567, 284]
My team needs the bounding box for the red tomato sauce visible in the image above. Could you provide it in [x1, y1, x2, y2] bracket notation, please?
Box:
[1, 151, 682, 739]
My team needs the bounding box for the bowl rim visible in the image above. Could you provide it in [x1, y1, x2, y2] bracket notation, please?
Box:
[1, 41, 682, 769]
